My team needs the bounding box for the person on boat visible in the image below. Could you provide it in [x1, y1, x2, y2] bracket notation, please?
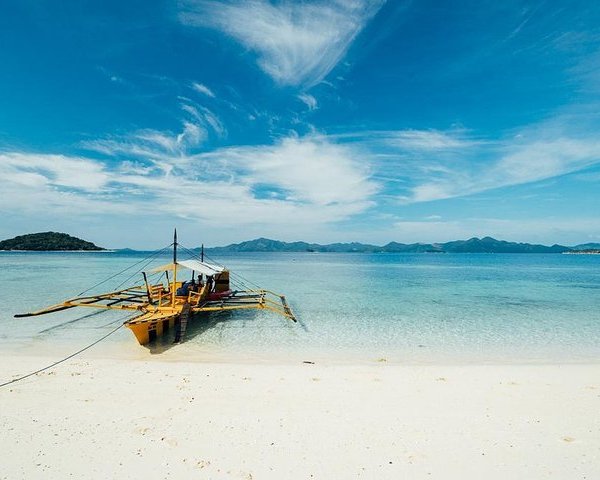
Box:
[177, 279, 196, 296]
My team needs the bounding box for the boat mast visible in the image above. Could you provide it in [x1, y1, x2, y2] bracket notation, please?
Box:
[172, 228, 177, 305]
[142, 271, 152, 304]
[201, 243, 204, 262]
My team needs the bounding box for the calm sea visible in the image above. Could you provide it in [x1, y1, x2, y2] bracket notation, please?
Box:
[1, 251, 599, 363]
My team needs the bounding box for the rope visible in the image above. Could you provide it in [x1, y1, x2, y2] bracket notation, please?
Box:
[201, 251, 264, 290]
[76, 244, 172, 296]
[112, 252, 168, 291]
[0, 321, 127, 389]
[177, 244, 262, 292]
[178, 244, 243, 289]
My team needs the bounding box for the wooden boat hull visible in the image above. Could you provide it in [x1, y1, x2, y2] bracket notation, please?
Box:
[125, 313, 179, 345]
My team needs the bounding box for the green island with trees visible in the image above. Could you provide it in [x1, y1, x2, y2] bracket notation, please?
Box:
[0, 232, 104, 251]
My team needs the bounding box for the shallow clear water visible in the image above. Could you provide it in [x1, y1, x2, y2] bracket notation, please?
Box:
[1, 251, 599, 363]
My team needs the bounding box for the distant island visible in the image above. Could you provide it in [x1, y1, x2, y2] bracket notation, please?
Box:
[569, 243, 600, 251]
[563, 249, 600, 255]
[0, 232, 104, 251]
[205, 236, 578, 254]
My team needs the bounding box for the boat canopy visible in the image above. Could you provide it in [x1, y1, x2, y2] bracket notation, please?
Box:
[178, 259, 224, 276]
[149, 260, 225, 276]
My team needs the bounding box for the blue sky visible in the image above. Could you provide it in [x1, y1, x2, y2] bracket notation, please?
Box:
[1, 0, 599, 248]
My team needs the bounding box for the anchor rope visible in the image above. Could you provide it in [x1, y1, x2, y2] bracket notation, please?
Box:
[0, 316, 133, 389]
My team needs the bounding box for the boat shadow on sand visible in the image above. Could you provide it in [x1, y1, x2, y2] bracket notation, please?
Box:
[143, 309, 301, 355]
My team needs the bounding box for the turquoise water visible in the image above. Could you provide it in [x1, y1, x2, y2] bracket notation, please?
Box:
[1, 251, 599, 363]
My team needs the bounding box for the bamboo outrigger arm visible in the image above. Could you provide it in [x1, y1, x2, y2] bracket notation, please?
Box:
[14, 286, 151, 318]
[14, 287, 297, 323]
[194, 290, 297, 322]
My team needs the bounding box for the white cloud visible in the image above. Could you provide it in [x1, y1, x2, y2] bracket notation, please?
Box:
[0, 153, 133, 227]
[406, 137, 600, 202]
[335, 127, 600, 204]
[6, 117, 599, 247]
[177, 121, 205, 149]
[196, 134, 377, 206]
[491, 138, 600, 185]
[1, 134, 377, 236]
[298, 93, 318, 110]
[410, 182, 459, 203]
[191, 82, 215, 98]
[178, 0, 385, 87]
[0, 153, 109, 191]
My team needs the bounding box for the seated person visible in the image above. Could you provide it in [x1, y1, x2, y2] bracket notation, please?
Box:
[176, 281, 192, 296]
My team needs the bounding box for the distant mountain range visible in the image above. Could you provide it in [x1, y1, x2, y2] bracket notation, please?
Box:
[205, 236, 583, 254]
[1, 232, 597, 253]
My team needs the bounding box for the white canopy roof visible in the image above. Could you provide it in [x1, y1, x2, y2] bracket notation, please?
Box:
[149, 260, 225, 276]
[177, 259, 224, 276]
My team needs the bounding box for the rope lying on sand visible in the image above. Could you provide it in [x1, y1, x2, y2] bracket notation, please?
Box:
[0, 323, 125, 389]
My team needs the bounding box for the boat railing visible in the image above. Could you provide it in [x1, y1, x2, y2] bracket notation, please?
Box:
[151, 284, 180, 308]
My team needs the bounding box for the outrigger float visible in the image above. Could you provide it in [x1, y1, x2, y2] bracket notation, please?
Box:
[15, 231, 296, 345]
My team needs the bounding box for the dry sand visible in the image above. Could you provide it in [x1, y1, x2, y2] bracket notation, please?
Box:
[1, 354, 599, 479]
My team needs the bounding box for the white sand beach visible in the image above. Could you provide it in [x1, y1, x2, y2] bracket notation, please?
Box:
[1, 354, 599, 479]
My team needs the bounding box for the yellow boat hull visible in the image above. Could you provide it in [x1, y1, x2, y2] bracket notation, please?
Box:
[125, 313, 179, 345]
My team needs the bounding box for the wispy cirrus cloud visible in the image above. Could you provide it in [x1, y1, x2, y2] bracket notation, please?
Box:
[180, 102, 226, 138]
[380, 129, 484, 151]
[178, 0, 385, 87]
[298, 93, 318, 111]
[332, 126, 600, 204]
[82, 99, 225, 173]
[191, 81, 215, 98]
[333, 128, 484, 149]
[406, 136, 600, 202]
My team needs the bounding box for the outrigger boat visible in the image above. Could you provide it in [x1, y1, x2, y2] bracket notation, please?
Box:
[15, 231, 296, 345]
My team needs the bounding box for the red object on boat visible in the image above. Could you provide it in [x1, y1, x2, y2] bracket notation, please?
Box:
[207, 290, 232, 300]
